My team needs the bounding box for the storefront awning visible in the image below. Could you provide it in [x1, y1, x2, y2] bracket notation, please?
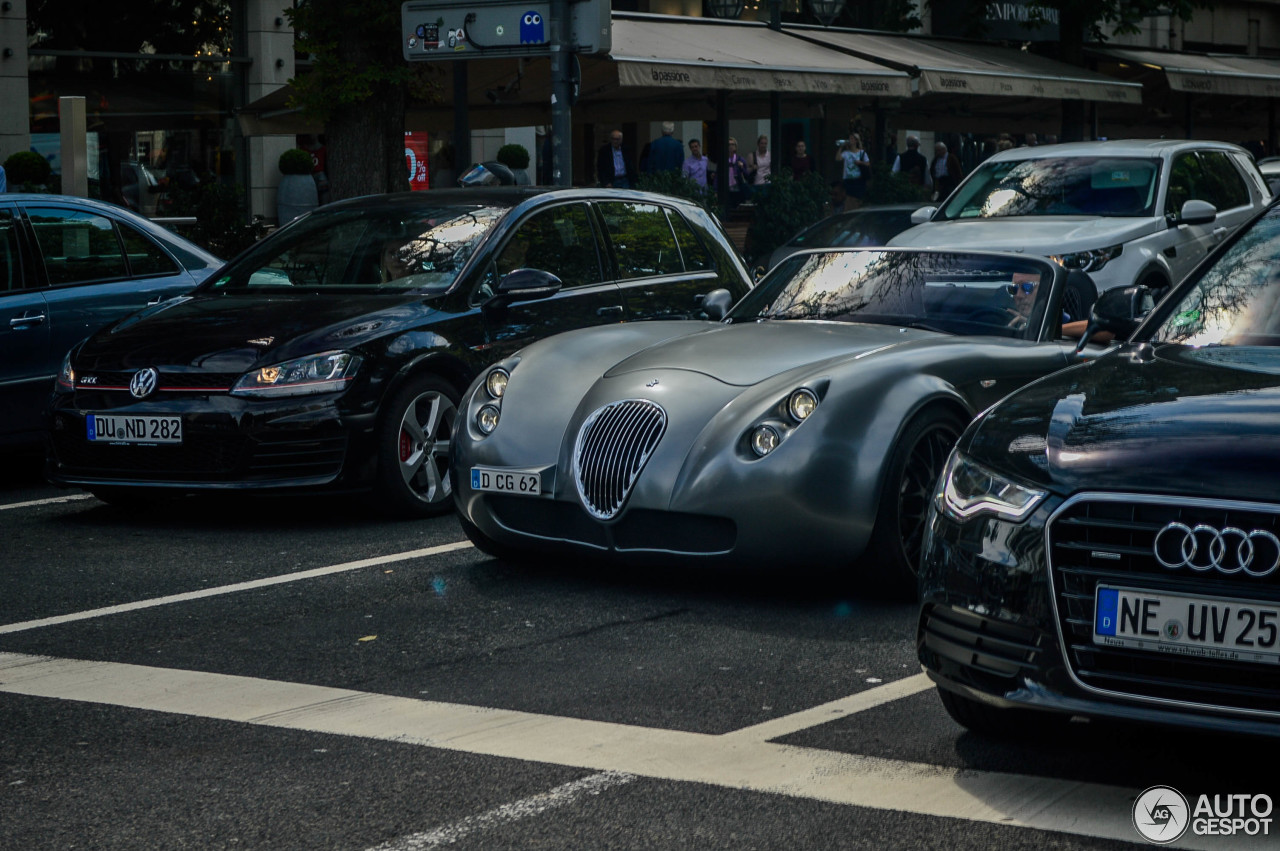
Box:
[1091, 46, 1280, 98]
[793, 27, 1142, 104]
[606, 15, 912, 98]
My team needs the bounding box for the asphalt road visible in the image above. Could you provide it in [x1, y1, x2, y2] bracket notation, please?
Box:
[2, 448, 1275, 850]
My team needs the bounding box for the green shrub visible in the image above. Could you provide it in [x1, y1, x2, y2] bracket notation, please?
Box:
[496, 143, 530, 171]
[278, 148, 315, 175]
[634, 169, 720, 218]
[744, 169, 828, 265]
[5, 151, 53, 187]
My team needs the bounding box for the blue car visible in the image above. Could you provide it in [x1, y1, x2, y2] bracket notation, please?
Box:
[0, 194, 220, 446]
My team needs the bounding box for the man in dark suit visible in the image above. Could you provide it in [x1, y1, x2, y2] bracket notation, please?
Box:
[596, 129, 637, 189]
[930, 141, 964, 201]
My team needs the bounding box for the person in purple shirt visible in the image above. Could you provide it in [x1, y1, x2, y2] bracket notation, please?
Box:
[682, 139, 709, 187]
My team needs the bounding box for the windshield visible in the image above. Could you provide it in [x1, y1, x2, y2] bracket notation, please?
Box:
[204, 204, 506, 295]
[788, 209, 914, 249]
[939, 156, 1161, 220]
[727, 249, 1053, 339]
[1149, 204, 1280, 347]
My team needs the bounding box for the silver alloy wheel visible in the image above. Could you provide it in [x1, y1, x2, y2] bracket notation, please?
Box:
[397, 388, 457, 504]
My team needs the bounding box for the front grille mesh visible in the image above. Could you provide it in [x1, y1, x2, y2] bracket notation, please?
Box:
[1049, 495, 1280, 714]
[573, 400, 666, 519]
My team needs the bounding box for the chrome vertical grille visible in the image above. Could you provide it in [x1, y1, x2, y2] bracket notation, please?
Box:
[573, 399, 667, 519]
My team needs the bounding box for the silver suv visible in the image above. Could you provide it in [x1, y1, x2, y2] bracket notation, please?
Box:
[889, 139, 1272, 292]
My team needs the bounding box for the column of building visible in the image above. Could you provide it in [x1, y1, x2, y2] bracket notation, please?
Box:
[243, 0, 297, 223]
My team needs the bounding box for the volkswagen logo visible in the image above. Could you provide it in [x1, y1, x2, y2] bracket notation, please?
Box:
[1153, 522, 1280, 577]
[129, 367, 159, 399]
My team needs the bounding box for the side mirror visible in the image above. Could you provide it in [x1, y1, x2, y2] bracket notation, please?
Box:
[1174, 199, 1217, 226]
[699, 288, 733, 321]
[910, 206, 938, 225]
[486, 268, 562, 309]
[1074, 284, 1152, 353]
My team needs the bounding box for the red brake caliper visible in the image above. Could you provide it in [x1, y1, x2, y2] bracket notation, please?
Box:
[399, 428, 413, 462]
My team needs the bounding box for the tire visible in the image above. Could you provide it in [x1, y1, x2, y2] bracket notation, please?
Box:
[862, 407, 966, 600]
[375, 373, 460, 518]
[937, 687, 1069, 738]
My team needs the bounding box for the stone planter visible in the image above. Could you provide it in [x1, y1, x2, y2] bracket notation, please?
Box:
[277, 173, 318, 225]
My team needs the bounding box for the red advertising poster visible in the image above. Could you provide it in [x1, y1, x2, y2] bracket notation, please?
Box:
[405, 132, 430, 191]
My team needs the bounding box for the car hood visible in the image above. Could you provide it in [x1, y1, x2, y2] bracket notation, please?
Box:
[603, 320, 926, 386]
[75, 292, 435, 371]
[969, 344, 1280, 502]
[890, 216, 1157, 253]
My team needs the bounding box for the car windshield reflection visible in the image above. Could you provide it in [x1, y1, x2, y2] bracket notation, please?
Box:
[1150, 205, 1280, 348]
[726, 249, 1052, 339]
[938, 156, 1162, 220]
[205, 205, 506, 295]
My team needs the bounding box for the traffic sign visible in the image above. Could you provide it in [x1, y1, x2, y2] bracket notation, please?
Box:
[401, 0, 610, 61]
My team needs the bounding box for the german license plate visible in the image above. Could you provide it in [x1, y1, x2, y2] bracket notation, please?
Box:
[87, 413, 183, 445]
[1094, 585, 1280, 665]
[470, 466, 541, 496]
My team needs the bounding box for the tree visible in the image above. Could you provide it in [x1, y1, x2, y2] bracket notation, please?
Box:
[286, 0, 442, 201]
[945, 1, 1211, 141]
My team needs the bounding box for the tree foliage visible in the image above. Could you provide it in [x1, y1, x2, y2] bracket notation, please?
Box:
[28, 0, 231, 68]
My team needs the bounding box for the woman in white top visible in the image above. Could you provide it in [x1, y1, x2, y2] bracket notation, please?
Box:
[748, 135, 771, 190]
[837, 134, 870, 201]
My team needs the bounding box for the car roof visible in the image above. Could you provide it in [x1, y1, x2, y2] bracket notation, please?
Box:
[982, 139, 1250, 162]
[321, 187, 711, 214]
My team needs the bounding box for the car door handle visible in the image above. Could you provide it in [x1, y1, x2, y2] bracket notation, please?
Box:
[596, 305, 625, 317]
[1213, 226, 1230, 242]
[146, 295, 164, 306]
[9, 312, 46, 328]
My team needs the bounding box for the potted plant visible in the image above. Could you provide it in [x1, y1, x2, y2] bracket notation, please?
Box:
[496, 143, 532, 185]
[276, 147, 318, 224]
[4, 151, 53, 192]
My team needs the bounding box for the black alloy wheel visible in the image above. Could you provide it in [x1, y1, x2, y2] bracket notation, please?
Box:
[376, 374, 460, 518]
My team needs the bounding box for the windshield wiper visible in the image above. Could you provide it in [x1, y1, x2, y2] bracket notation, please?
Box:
[899, 320, 951, 334]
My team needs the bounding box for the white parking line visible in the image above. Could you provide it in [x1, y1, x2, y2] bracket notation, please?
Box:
[0, 541, 474, 634]
[0, 493, 95, 511]
[0, 652, 1246, 850]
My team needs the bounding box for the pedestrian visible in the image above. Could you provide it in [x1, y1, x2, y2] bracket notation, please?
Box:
[997, 138, 1015, 152]
[838, 134, 872, 199]
[725, 137, 750, 208]
[595, 129, 637, 188]
[790, 139, 814, 178]
[747, 134, 771, 196]
[1043, 134, 1058, 145]
[682, 139, 709, 187]
[1022, 132, 1038, 147]
[890, 135, 927, 187]
[828, 179, 854, 215]
[930, 141, 964, 201]
[646, 121, 684, 174]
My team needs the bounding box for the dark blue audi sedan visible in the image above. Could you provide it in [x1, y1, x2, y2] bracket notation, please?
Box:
[0, 194, 220, 447]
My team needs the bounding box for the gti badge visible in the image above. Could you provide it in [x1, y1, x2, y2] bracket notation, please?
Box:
[130, 367, 159, 399]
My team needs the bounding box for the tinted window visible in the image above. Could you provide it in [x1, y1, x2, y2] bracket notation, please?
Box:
[598, 202, 682, 279]
[667, 210, 712, 272]
[495, 204, 602, 287]
[1198, 151, 1250, 210]
[0, 211, 19, 292]
[27, 207, 127, 286]
[1165, 152, 1203, 217]
[118, 222, 180, 277]
[941, 157, 1160, 220]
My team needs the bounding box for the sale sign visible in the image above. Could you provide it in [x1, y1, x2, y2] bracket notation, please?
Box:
[405, 131, 430, 191]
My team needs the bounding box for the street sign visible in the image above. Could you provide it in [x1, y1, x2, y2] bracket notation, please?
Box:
[401, 0, 610, 61]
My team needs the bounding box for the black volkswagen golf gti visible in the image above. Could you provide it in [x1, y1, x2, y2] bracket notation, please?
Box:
[47, 188, 751, 515]
[920, 200, 1280, 739]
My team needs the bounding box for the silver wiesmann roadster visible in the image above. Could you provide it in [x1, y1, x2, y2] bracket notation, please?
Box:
[452, 247, 1102, 596]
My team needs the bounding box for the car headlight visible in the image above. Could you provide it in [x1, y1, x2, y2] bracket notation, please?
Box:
[485, 368, 509, 399]
[787, 388, 818, 422]
[938, 450, 1047, 522]
[476, 404, 501, 435]
[1050, 244, 1123, 273]
[230, 351, 362, 397]
[57, 352, 75, 391]
[750, 424, 782, 457]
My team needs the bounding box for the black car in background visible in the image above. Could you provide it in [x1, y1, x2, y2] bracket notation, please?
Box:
[1, 194, 220, 447]
[919, 200, 1280, 739]
[47, 188, 752, 515]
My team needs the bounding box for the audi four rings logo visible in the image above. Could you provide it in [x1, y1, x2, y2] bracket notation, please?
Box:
[129, 367, 158, 399]
[1153, 522, 1280, 577]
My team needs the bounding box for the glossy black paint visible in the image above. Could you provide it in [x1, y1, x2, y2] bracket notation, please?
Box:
[46, 188, 751, 497]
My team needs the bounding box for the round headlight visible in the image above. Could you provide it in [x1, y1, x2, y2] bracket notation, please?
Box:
[787, 388, 818, 422]
[477, 404, 500, 435]
[750, 424, 781, 457]
[485, 369, 509, 399]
